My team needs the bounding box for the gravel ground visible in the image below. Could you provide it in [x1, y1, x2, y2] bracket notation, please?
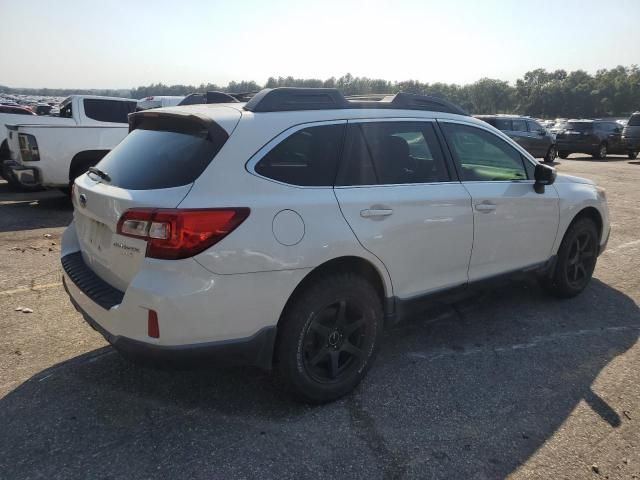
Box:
[0, 154, 639, 479]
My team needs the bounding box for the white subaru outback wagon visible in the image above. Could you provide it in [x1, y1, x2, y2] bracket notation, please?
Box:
[62, 88, 610, 403]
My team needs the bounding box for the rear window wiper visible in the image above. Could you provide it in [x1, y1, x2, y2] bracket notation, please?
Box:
[88, 166, 111, 183]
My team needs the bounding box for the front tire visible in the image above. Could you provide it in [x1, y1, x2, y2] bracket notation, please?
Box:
[629, 151, 638, 160]
[544, 145, 557, 163]
[276, 272, 383, 403]
[540, 217, 599, 298]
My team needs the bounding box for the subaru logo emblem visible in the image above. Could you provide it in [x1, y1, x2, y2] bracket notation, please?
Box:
[79, 193, 87, 208]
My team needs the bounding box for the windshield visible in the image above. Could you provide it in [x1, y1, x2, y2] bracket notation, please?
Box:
[566, 122, 593, 132]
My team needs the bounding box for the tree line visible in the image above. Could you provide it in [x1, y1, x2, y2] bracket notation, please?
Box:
[3, 66, 639, 118]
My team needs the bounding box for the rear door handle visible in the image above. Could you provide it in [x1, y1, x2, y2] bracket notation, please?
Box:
[474, 202, 496, 213]
[360, 208, 394, 218]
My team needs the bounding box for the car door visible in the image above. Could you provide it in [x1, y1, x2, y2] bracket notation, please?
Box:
[439, 121, 559, 282]
[527, 120, 549, 158]
[509, 118, 532, 155]
[605, 122, 624, 153]
[334, 119, 474, 298]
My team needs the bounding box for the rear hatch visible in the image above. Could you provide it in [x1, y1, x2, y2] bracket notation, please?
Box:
[71, 106, 241, 291]
[622, 113, 640, 139]
[556, 121, 592, 140]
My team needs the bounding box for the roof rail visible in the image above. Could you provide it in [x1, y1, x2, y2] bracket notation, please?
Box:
[243, 88, 468, 115]
[206, 91, 240, 104]
[244, 88, 349, 112]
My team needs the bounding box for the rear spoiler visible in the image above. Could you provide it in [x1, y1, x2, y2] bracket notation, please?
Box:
[128, 110, 228, 145]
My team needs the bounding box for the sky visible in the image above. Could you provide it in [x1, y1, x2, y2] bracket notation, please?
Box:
[1, 0, 639, 89]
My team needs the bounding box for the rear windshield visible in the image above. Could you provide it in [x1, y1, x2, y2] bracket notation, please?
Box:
[93, 128, 225, 190]
[566, 122, 593, 132]
[84, 99, 136, 123]
[628, 114, 640, 127]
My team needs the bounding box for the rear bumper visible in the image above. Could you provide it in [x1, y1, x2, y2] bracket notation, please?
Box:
[63, 276, 276, 369]
[2, 159, 41, 187]
[623, 137, 640, 150]
[60, 221, 308, 370]
[555, 140, 598, 153]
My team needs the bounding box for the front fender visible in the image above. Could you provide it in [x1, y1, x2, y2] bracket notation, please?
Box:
[551, 182, 609, 254]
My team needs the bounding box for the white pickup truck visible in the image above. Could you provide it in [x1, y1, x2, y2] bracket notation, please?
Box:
[3, 95, 136, 190]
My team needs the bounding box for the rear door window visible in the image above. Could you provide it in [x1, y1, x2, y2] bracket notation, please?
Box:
[494, 118, 512, 131]
[254, 124, 345, 186]
[511, 119, 527, 132]
[93, 121, 228, 190]
[83, 99, 137, 123]
[337, 121, 450, 186]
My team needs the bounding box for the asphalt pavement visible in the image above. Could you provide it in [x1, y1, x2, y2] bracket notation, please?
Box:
[1, 154, 639, 479]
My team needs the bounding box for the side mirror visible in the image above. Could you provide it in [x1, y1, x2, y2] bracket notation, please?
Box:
[538, 129, 546, 136]
[534, 162, 556, 186]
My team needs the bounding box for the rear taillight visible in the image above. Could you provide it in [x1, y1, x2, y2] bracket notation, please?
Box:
[116, 208, 250, 260]
[18, 133, 40, 161]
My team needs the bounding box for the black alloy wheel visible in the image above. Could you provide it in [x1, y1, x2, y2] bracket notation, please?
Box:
[564, 231, 597, 290]
[302, 299, 371, 383]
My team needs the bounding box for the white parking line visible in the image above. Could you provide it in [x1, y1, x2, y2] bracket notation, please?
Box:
[0, 282, 62, 296]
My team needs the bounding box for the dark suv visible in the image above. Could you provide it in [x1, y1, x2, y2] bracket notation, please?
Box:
[476, 115, 556, 163]
[622, 112, 640, 159]
[555, 120, 627, 160]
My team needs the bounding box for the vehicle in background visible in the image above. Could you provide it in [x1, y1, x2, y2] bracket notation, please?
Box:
[136, 96, 185, 111]
[3, 95, 136, 191]
[537, 119, 555, 129]
[0, 105, 35, 115]
[177, 91, 255, 106]
[549, 120, 569, 135]
[476, 115, 557, 162]
[622, 112, 640, 159]
[555, 119, 627, 160]
[62, 88, 609, 403]
[34, 104, 54, 115]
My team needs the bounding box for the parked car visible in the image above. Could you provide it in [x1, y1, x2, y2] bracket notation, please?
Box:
[136, 96, 185, 111]
[62, 88, 610, 403]
[3, 95, 136, 191]
[0, 105, 35, 115]
[34, 104, 54, 115]
[555, 119, 627, 159]
[476, 115, 557, 162]
[621, 112, 640, 159]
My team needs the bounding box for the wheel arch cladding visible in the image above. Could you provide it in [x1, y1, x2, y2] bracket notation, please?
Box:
[569, 206, 603, 242]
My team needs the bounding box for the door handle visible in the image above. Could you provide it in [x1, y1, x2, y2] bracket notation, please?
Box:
[360, 208, 394, 218]
[474, 202, 496, 213]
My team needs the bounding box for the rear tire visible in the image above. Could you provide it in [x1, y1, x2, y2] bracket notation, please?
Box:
[544, 145, 557, 163]
[558, 151, 569, 159]
[276, 272, 383, 404]
[593, 143, 607, 160]
[540, 217, 599, 298]
[629, 151, 638, 160]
